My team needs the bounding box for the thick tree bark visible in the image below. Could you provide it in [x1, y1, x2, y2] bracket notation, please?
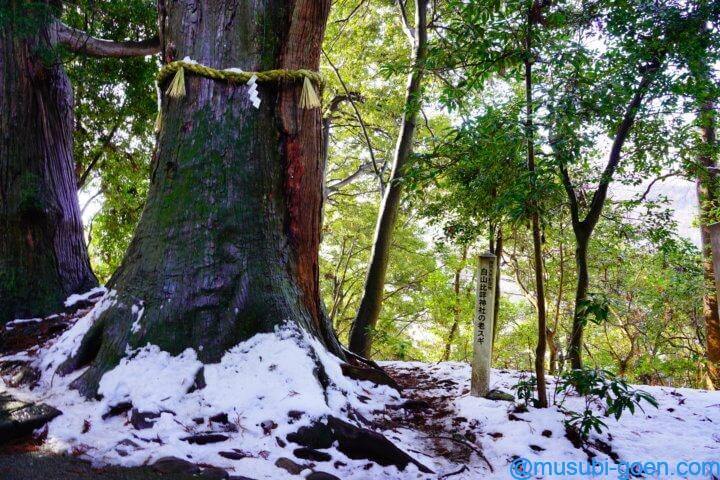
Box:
[696, 98, 720, 389]
[0, 4, 97, 324]
[348, 0, 427, 357]
[61, 0, 344, 396]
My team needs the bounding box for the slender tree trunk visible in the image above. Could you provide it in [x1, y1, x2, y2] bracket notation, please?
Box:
[442, 246, 467, 361]
[568, 232, 589, 370]
[696, 97, 720, 389]
[0, 3, 97, 324]
[60, 0, 344, 396]
[524, 3, 548, 408]
[348, 0, 427, 357]
[548, 232, 564, 375]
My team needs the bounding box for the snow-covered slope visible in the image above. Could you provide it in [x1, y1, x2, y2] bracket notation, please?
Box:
[384, 361, 720, 479]
[2, 292, 720, 479]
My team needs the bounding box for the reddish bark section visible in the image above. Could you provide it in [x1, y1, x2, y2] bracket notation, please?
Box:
[279, 0, 332, 334]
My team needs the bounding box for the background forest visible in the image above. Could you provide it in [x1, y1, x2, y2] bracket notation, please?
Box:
[62, 0, 717, 389]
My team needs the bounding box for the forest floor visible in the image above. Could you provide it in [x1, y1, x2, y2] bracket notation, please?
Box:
[2, 291, 720, 479]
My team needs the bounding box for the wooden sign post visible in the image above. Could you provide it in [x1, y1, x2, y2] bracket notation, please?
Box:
[471, 252, 497, 397]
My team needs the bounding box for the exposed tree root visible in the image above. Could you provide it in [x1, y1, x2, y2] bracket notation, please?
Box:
[287, 416, 433, 474]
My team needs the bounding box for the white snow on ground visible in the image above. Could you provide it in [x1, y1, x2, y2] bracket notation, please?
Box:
[383, 361, 720, 479]
[2, 291, 437, 480]
[63, 287, 108, 308]
[2, 291, 720, 479]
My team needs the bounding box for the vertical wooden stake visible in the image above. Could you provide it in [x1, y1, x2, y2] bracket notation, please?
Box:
[471, 252, 497, 397]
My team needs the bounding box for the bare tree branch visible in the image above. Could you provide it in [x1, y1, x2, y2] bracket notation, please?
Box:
[56, 22, 160, 58]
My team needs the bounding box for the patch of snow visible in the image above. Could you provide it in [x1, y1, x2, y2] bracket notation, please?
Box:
[5, 318, 43, 330]
[130, 303, 145, 334]
[64, 287, 108, 308]
[39, 290, 116, 380]
[98, 344, 200, 413]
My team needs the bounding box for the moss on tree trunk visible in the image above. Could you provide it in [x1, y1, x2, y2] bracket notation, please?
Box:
[61, 0, 344, 397]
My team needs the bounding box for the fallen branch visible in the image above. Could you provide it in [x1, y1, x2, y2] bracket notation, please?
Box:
[440, 464, 469, 478]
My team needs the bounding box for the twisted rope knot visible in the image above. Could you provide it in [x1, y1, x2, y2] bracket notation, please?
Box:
[157, 60, 324, 101]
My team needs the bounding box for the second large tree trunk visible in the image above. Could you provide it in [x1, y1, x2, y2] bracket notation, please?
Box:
[0, 4, 97, 325]
[61, 0, 343, 396]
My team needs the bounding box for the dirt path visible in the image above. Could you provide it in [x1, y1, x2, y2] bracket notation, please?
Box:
[381, 363, 493, 474]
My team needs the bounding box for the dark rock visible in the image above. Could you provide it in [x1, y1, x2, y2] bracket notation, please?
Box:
[276, 436, 286, 448]
[529, 444, 545, 452]
[187, 367, 206, 393]
[340, 363, 401, 391]
[180, 433, 229, 444]
[209, 412, 229, 424]
[287, 421, 334, 449]
[198, 466, 229, 479]
[0, 394, 61, 442]
[275, 457, 306, 475]
[485, 389, 514, 402]
[130, 409, 160, 430]
[218, 451, 247, 460]
[293, 447, 332, 462]
[541, 429, 552, 438]
[288, 416, 433, 474]
[152, 456, 200, 474]
[306, 472, 341, 480]
[101, 402, 132, 420]
[288, 410, 304, 421]
[327, 417, 433, 473]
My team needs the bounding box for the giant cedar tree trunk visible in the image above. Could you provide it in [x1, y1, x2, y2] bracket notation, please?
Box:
[62, 0, 344, 396]
[0, 5, 97, 324]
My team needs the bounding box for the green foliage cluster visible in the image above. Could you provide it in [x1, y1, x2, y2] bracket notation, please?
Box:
[556, 368, 658, 438]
